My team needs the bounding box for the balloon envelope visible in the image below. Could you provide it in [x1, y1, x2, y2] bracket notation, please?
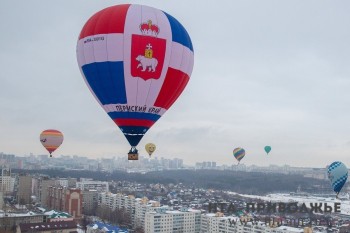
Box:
[327, 161, 348, 193]
[264, 146, 271, 154]
[233, 148, 245, 162]
[76, 4, 194, 149]
[145, 143, 156, 156]
[40, 129, 63, 156]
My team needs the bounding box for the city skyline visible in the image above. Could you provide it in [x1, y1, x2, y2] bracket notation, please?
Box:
[1, 1, 350, 167]
[0, 151, 329, 170]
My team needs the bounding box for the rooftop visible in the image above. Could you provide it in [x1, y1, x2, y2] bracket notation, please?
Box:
[19, 220, 77, 232]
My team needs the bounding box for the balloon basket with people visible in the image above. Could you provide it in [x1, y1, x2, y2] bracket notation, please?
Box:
[128, 147, 139, 160]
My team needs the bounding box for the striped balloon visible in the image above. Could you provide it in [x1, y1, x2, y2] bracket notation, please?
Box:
[76, 4, 194, 154]
[40, 129, 64, 157]
[327, 161, 348, 194]
[233, 148, 245, 163]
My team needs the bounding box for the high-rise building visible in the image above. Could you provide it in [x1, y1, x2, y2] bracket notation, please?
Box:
[68, 178, 77, 188]
[32, 176, 57, 207]
[144, 207, 201, 233]
[82, 190, 98, 215]
[65, 188, 83, 218]
[17, 175, 32, 205]
[47, 187, 83, 219]
[0, 191, 3, 209]
[57, 179, 69, 187]
[134, 198, 163, 229]
[47, 178, 76, 189]
[76, 180, 109, 192]
[98, 192, 136, 212]
[98, 192, 160, 228]
[48, 186, 64, 211]
[0, 166, 15, 194]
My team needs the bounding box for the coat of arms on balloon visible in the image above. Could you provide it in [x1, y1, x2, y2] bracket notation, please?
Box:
[131, 20, 166, 80]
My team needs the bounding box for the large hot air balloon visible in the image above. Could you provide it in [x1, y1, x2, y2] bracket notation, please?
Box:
[40, 129, 64, 157]
[76, 4, 194, 160]
[264, 146, 271, 155]
[327, 161, 348, 198]
[233, 148, 245, 163]
[145, 143, 156, 157]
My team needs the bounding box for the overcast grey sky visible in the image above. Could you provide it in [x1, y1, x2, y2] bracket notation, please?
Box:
[1, 1, 350, 167]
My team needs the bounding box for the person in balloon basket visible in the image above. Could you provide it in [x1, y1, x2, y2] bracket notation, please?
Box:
[128, 147, 139, 160]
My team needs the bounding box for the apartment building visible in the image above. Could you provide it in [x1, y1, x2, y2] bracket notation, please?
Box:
[82, 190, 98, 215]
[134, 198, 163, 229]
[31, 176, 56, 208]
[144, 207, 201, 233]
[47, 187, 82, 219]
[0, 213, 46, 232]
[0, 166, 15, 194]
[76, 180, 109, 192]
[17, 175, 32, 205]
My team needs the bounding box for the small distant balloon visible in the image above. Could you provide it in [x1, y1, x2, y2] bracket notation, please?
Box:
[40, 129, 63, 157]
[233, 148, 245, 163]
[264, 146, 272, 154]
[327, 161, 348, 198]
[145, 143, 156, 157]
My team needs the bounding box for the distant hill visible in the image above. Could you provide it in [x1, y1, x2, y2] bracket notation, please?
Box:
[13, 169, 329, 195]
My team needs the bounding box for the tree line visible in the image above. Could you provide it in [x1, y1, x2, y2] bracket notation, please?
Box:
[13, 169, 330, 195]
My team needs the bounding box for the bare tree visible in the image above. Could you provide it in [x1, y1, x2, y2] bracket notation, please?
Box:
[96, 204, 111, 221]
[109, 207, 131, 226]
[81, 215, 93, 231]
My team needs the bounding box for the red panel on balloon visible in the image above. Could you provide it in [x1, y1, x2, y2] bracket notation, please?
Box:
[79, 4, 130, 39]
[154, 68, 190, 110]
[114, 119, 155, 127]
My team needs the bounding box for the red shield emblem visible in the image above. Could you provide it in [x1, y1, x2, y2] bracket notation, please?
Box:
[131, 35, 166, 81]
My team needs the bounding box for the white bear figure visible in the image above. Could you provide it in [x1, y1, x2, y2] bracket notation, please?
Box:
[136, 55, 158, 72]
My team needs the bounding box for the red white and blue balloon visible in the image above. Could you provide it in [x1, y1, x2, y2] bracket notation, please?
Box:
[327, 161, 348, 194]
[76, 4, 194, 148]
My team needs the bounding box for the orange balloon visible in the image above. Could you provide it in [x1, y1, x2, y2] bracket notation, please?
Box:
[40, 129, 63, 157]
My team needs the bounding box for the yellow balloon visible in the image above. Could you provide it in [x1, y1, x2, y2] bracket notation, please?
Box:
[145, 143, 156, 157]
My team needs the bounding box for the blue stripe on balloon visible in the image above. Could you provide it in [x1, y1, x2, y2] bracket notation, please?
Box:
[334, 177, 347, 192]
[82, 61, 127, 105]
[108, 112, 161, 121]
[237, 151, 244, 156]
[328, 162, 341, 172]
[119, 126, 149, 147]
[120, 126, 149, 134]
[163, 11, 193, 52]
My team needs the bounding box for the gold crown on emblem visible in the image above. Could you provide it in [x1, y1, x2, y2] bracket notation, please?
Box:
[140, 20, 160, 37]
